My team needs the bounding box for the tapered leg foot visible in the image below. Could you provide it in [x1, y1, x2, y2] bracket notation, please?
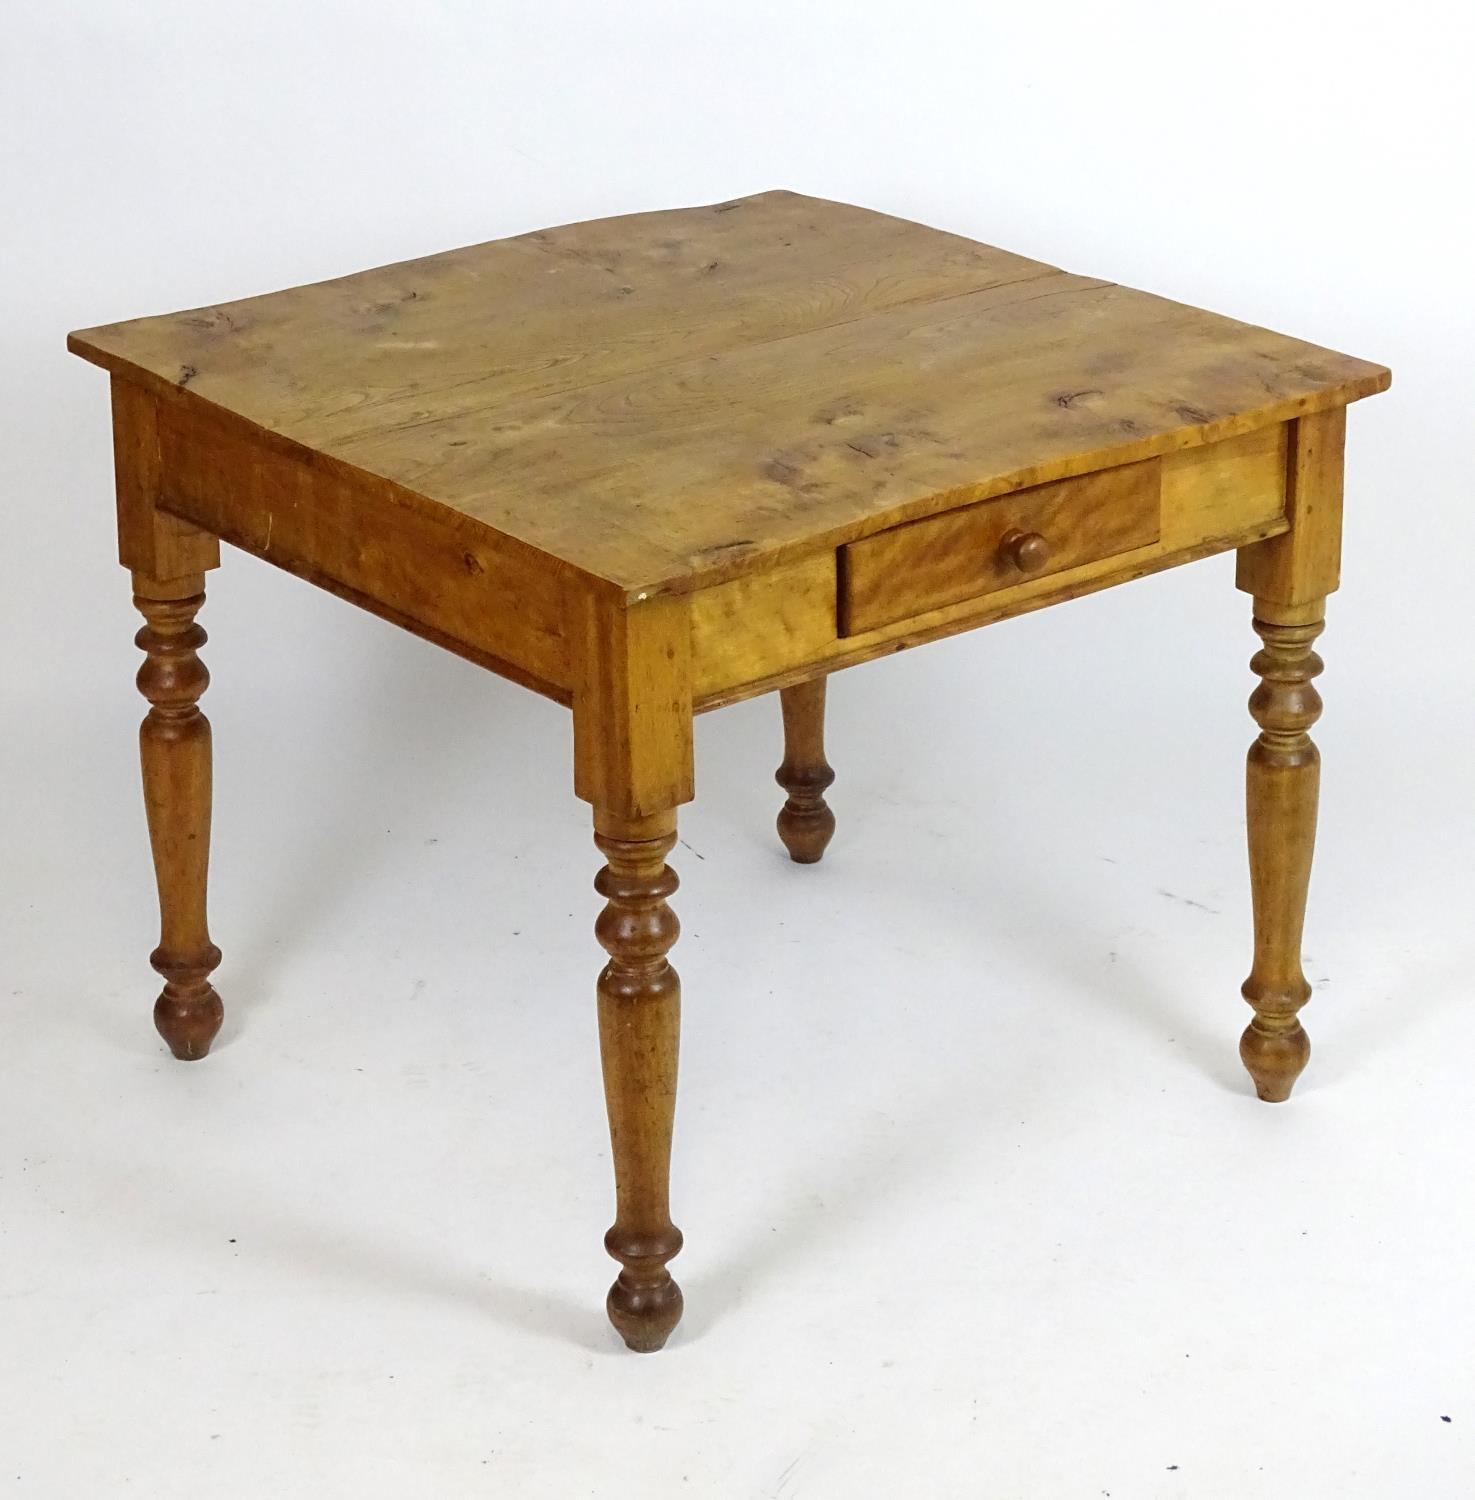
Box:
[152, 955, 224, 1061]
[1239, 1017, 1310, 1103]
[595, 810, 684, 1352]
[605, 1235, 685, 1353]
[1240, 601, 1324, 1102]
[776, 678, 835, 864]
[135, 573, 223, 1060]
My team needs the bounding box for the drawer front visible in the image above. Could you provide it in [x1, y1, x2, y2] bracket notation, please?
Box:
[838, 458, 1162, 635]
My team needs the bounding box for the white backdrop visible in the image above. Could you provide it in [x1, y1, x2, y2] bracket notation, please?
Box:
[4, 3, 1473, 1496]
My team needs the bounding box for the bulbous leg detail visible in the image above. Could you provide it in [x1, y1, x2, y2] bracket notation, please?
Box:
[134, 573, 222, 1060]
[776, 678, 836, 864]
[1241, 601, 1324, 1102]
[594, 811, 683, 1351]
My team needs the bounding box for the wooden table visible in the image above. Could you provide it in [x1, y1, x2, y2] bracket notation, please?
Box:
[69, 191, 1390, 1352]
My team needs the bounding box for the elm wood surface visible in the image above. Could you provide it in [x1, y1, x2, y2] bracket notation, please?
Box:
[68, 192, 1390, 1352]
[69, 190, 1387, 602]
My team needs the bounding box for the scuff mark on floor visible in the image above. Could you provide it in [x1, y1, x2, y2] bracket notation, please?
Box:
[1157, 888, 1220, 915]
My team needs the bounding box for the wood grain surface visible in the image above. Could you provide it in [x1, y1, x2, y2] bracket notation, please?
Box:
[839, 455, 1161, 634]
[71, 190, 1391, 1349]
[70, 191, 1389, 597]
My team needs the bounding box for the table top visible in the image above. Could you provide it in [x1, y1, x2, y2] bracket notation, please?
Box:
[70, 190, 1388, 597]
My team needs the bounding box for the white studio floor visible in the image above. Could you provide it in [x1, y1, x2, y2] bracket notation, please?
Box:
[3, 551, 1472, 1498]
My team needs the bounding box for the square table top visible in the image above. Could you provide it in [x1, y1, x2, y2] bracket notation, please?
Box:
[69, 190, 1389, 597]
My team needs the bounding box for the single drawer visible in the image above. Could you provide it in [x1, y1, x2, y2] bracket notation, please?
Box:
[838, 457, 1162, 635]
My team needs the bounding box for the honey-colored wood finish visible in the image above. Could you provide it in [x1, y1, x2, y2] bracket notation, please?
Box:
[594, 810, 684, 1352]
[571, 589, 693, 820]
[776, 678, 836, 863]
[1236, 407, 1346, 607]
[690, 421, 1291, 707]
[70, 192, 1386, 603]
[840, 457, 1161, 635]
[69, 191, 1390, 1350]
[146, 384, 572, 700]
[1233, 407, 1348, 1101]
[1240, 603, 1324, 1101]
[133, 572, 223, 1060]
[112, 380, 221, 580]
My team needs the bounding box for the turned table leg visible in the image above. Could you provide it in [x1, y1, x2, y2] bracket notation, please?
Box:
[594, 809, 684, 1351]
[133, 571, 222, 1060]
[1240, 600, 1324, 1101]
[1233, 406, 1346, 1100]
[775, 677, 836, 864]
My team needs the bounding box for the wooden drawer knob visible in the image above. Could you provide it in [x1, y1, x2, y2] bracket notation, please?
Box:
[1001, 528, 1051, 574]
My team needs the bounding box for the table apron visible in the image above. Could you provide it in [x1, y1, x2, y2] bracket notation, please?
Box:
[149, 392, 574, 703]
[692, 421, 1292, 709]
